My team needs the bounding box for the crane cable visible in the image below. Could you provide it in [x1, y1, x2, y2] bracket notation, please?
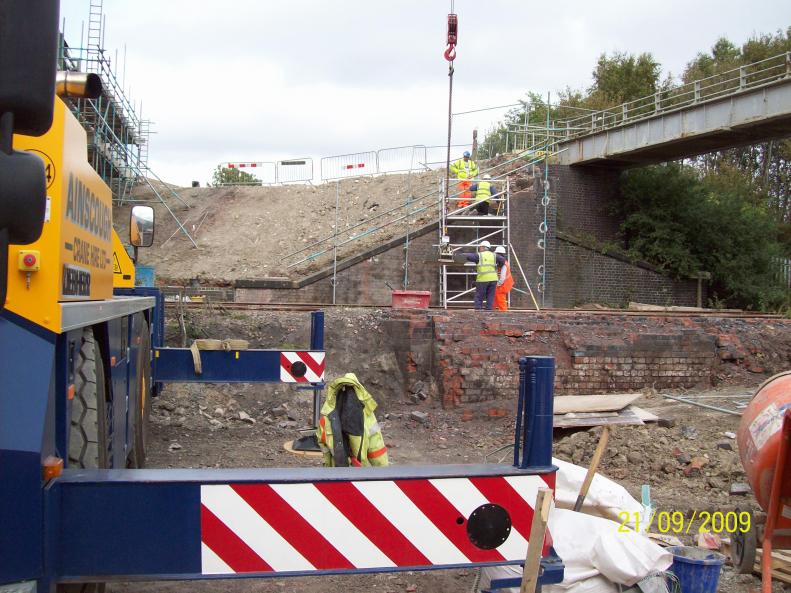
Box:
[443, 4, 458, 239]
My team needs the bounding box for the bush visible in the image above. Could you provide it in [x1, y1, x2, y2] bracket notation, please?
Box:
[618, 164, 788, 310]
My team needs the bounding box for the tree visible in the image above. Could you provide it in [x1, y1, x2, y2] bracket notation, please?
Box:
[618, 164, 787, 310]
[480, 51, 665, 158]
[588, 51, 663, 105]
[210, 165, 262, 186]
[682, 31, 791, 230]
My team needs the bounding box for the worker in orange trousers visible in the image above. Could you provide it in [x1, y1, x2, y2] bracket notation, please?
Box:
[493, 245, 514, 311]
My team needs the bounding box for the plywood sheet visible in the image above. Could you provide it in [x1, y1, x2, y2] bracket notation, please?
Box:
[554, 393, 643, 415]
[553, 406, 645, 428]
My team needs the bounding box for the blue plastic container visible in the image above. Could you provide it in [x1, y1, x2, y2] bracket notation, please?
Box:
[667, 546, 725, 593]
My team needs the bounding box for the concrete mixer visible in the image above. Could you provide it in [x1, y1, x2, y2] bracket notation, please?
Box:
[732, 371, 791, 592]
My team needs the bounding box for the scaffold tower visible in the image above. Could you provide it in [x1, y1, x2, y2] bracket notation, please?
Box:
[438, 175, 511, 308]
[57, 0, 196, 246]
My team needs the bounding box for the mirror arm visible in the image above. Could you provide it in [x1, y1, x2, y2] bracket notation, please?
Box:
[133, 245, 139, 265]
[0, 112, 12, 155]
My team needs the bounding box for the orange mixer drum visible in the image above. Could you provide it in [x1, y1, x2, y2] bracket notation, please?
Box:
[737, 371, 791, 511]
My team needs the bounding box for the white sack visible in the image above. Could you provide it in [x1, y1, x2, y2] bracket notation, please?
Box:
[478, 507, 672, 593]
[552, 457, 644, 528]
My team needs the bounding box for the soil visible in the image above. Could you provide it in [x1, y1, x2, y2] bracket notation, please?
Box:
[114, 171, 441, 283]
[105, 308, 784, 593]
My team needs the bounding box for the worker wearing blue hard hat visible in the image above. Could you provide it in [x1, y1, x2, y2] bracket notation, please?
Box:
[449, 150, 479, 210]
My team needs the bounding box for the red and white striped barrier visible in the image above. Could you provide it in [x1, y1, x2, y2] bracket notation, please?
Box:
[226, 162, 267, 169]
[280, 351, 325, 383]
[201, 473, 555, 574]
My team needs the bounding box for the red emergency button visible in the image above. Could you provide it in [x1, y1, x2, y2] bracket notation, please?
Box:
[18, 250, 41, 272]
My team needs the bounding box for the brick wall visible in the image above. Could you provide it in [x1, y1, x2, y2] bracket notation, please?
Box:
[421, 310, 791, 407]
[235, 224, 441, 306]
[550, 165, 622, 241]
[553, 235, 701, 307]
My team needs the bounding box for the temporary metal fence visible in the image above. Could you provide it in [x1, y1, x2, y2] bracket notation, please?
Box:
[558, 52, 791, 140]
[319, 145, 472, 181]
[425, 143, 473, 169]
[320, 151, 378, 181]
[277, 158, 313, 184]
[776, 258, 791, 290]
[376, 145, 428, 174]
[222, 161, 277, 185]
[217, 159, 313, 185]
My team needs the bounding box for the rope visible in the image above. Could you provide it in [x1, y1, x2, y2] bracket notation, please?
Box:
[189, 338, 250, 374]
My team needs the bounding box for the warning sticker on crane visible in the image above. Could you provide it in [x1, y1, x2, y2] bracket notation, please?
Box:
[280, 351, 325, 383]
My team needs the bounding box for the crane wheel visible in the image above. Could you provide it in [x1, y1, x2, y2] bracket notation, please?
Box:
[129, 319, 152, 468]
[68, 327, 110, 469]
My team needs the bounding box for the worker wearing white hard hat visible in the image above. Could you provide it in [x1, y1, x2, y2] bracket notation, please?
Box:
[461, 240, 506, 310]
[469, 173, 498, 216]
[493, 246, 514, 311]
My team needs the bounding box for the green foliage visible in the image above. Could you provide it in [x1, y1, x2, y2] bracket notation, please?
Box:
[618, 164, 788, 310]
[210, 165, 262, 186]
[480, 51, 665, 158]
[589, 52, 662, 105]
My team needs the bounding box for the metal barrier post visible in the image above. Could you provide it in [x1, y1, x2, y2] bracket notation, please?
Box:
[515, 356, 555, 469]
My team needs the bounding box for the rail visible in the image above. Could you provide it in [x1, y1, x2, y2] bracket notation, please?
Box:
[559, 52, 791, 140]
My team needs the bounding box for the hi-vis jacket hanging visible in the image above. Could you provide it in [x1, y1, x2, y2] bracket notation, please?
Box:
[316, 373, 389, 467]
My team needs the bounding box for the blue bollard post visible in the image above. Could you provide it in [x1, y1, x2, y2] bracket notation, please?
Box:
[519, 356, 555, 470]
[310, 311, 325, 351]
[310, 311, 325, 429]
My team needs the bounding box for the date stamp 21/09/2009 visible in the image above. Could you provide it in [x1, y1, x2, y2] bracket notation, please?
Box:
[618, 511, 751, 534]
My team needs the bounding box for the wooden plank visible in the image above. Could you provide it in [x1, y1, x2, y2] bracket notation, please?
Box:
[520, 488, 553, 593]
[554, 393, 643, 415]
[752, 550, 791, 584]
[630, 406, 660, 422]
[554, 407, 645, 429]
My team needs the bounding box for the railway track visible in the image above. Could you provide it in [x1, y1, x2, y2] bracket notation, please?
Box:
[164, 300, 784, 319]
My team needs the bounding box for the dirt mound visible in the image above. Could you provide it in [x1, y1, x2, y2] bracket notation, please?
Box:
[115, 172, 440, 284]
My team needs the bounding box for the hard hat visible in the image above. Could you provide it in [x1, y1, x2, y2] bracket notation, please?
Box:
[463, 151, 471, 158]
[479, 240, 491, 249]
[494, 245, 506, 254]
[483, 174, 492, 180]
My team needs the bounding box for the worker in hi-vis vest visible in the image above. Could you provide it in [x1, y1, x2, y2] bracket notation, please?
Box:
[469, 173, 498, 216]
[462, 240, 506, 310]
[493, 245, 514, 311]
[316, 373, 388, 467]
[449, 151, 478, 210]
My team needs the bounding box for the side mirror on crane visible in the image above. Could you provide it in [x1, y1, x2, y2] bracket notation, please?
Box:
[130, 205, 155, 248]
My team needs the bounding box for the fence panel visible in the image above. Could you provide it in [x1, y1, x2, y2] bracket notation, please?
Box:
[777, 258, 791, 290]
[277, 158, 313, 183]
[221, 161, 277, 185]
[320, 151, 378, 181]
[376, 145, 428, 174]
[424, 144, 473, 170]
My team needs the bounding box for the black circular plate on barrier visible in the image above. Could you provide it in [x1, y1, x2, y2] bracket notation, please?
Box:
[290, 360, 307, 378]
[466, 503, 511, 550]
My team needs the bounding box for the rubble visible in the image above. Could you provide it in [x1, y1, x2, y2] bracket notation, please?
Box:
[410, 411, 429, 424]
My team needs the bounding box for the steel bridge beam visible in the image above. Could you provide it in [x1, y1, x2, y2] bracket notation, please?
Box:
[558, 79, 791, 167]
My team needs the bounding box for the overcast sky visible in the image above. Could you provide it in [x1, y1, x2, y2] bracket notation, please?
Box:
[60, 1, 790, 186]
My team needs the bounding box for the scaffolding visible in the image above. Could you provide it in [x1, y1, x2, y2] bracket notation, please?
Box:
[438, 177, 510, 307]
[57, 0, 195, 246]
